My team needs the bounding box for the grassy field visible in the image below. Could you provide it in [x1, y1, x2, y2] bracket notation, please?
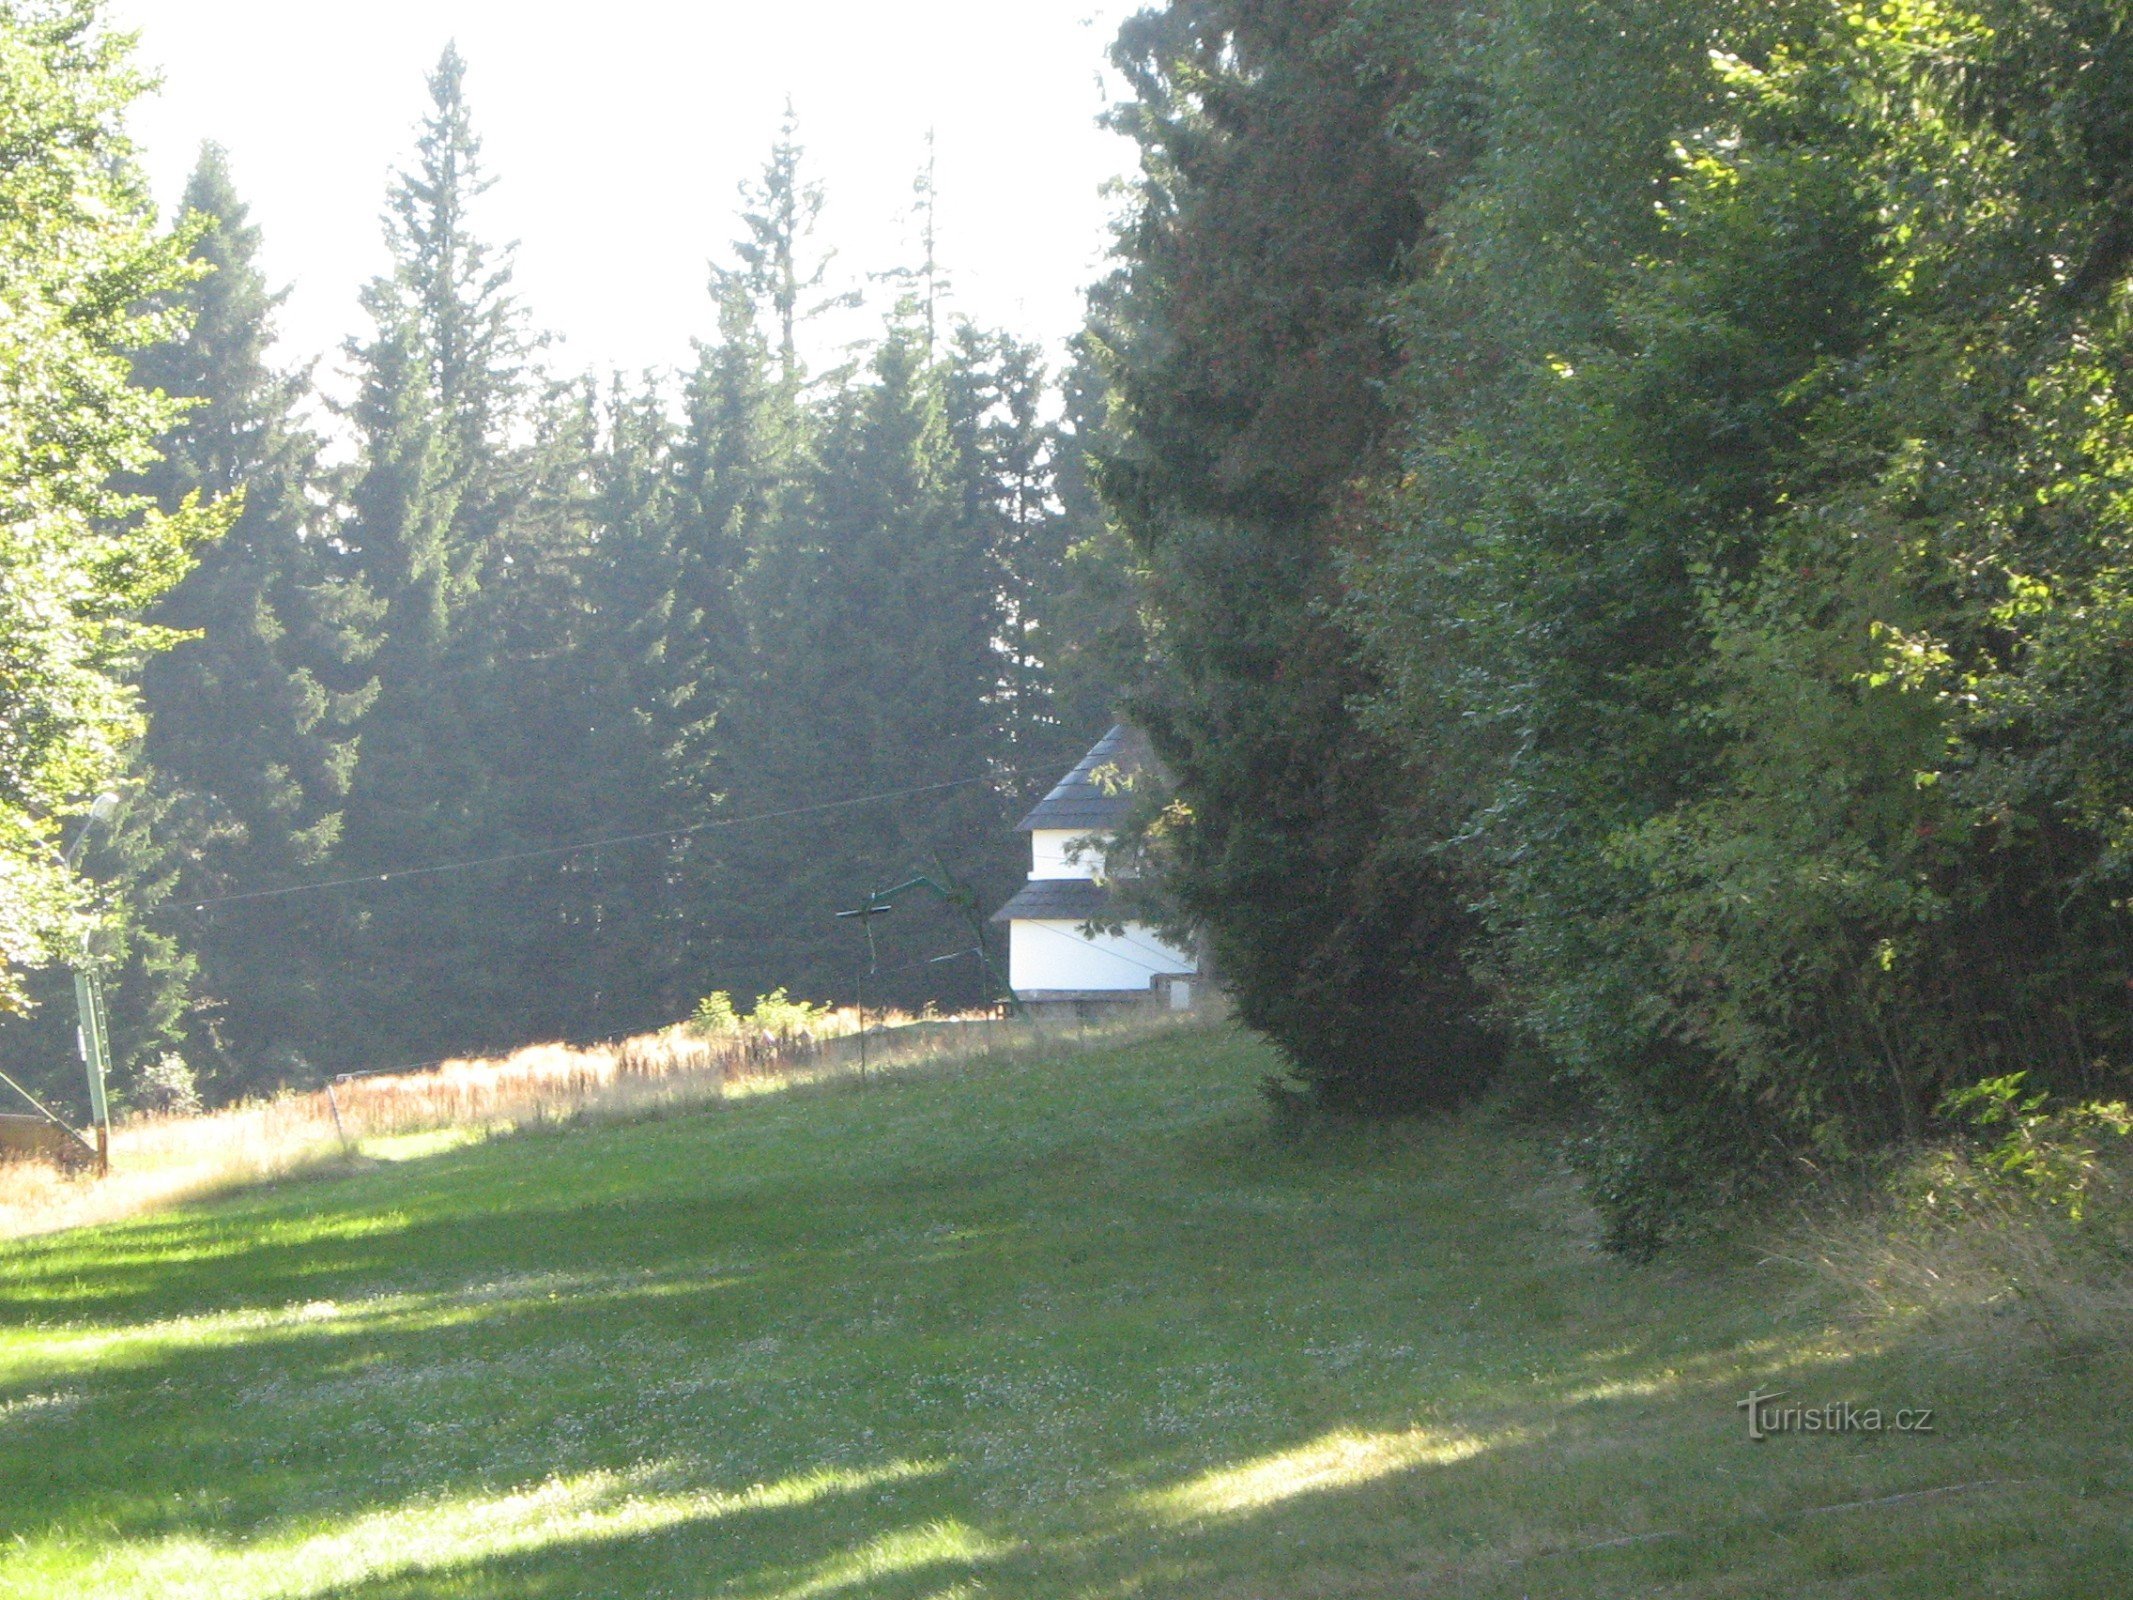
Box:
[1, 1026, 2126, 1598]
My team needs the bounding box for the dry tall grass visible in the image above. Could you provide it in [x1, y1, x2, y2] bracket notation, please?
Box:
[1785, 1137, 2133, 1350]
[0, 1006, 1195, 1242]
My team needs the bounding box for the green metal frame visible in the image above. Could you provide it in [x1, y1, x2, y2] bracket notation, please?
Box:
[836, 868, 1021, 1083]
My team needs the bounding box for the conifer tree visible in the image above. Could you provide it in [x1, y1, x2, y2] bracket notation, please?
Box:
[652, 276, 800, 1002]
[876, 131, 952, 360]
[561, 378, 695, 1031]
[1043, 333, 1148, 744]
[705, 308, 1003, 1009]
[913, 133, 946, 360]
[121, 146, 379, 1093]
[720, 106, 853, 391]
[328, 45, 534, 1068]
[458, 378, 675, 1044]
[383, 44, 526, 494]
[1099, 0, 1499, 1110]
[942, 324, 1082, 781]
[667, 278, 794, 772]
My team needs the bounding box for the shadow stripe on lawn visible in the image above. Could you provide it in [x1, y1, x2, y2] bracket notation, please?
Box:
[1503, 1475, 2050, 1568]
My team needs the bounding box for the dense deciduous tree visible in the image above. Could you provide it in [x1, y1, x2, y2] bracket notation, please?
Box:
[1340, 0, 2133, 1246]
[0, 4, 228, 1039]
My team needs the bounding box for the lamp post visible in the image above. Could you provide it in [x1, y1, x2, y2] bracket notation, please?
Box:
[64, 793, 120, 1177]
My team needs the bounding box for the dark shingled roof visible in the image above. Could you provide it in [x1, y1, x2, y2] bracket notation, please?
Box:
[989, 876, 1118, 925]
[1014, 724, 1154, 833]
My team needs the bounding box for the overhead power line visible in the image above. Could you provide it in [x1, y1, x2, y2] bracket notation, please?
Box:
[186, 776, 993, 912]
[182, 726, 1120, 915]
[1020, 917, 1194, 979]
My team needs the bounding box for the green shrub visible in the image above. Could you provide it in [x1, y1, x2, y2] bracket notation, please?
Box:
[690, 992, 742, 1035]
[1943, 1074, 2133, 1225]
[690, 987, 832, 1041]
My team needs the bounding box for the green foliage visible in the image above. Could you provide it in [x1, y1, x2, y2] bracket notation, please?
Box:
[1943, 1073, 2133, 1221]
[748, 987, 831, 1038]
[1097, 0, 1501, 1110]
[1338, 0, 2133, 1242]
[127, 1048, 201, 1116]
[1094, 0, 2133, 1241]
[117, 145, 378, 1094]
[0, 2, 230, 1016]
[689, 990, 742, 1034]
[690, 985, 833, 1041]
[717, 100, 853, 391]
[38, 77, 1145, 1093]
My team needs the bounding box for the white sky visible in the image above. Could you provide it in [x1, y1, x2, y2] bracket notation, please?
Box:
[109, 1, 1145, 393]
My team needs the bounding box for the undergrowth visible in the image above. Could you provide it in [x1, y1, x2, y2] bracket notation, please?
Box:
[1786, 1077, 2133, 1349]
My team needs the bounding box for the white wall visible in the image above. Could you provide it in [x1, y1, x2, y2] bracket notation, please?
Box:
[1009, 919, 1195, 993]
[1029, 829, 1106, 880]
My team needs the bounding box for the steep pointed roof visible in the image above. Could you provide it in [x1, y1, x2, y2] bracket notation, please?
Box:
[1014, 724, 1154, 834]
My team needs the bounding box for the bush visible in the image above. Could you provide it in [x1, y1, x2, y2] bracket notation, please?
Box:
[1941, 1074, 2133, 1225]
[691, 991, 742, 1035]
[129, 1052, 203, 1117]
[690, 988, 832, 1042]
[1805, 1079, 2133, 1346]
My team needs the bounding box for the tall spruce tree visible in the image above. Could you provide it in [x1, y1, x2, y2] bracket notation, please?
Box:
[1096, 0, 1498, 1109]
[560, 377, 697, 1032]
[668, 279, 793, 782]
[660, 276, 798, 1003]
[720, 106, 853, 393]
[328, 45, 533, 1069]
[877, 132, 952, 361]
[944, 324, 1056, 776]
[705, 307, 1005, 1010]
[124, 146, 378, 1095]
[940, 322, 1123, 788]
[454, 377, 682, 1044]
[1044, 331, 1148, 744]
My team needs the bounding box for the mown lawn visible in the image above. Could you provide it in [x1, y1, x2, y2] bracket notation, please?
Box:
[1, 1025, 2126, 1598]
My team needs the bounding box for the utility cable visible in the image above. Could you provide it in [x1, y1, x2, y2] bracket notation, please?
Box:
[182, 726, 1114, 915]
[185, 776, 993, 912]
[1020, 915, 1195, 978]
[866, 945, 985, 981]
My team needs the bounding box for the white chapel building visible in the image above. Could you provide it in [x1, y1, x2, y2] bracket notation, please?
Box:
[991, 725, 1199, 1010]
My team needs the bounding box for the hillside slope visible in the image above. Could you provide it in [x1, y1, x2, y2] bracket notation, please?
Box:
[1, 1028, 2126, 1597]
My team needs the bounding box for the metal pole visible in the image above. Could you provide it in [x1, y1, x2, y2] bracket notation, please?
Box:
[839, 896, 891, 1088]
[0, 1068, 96, 1155]
[61, 795, 121, 1178]
[73, 968, 112, 1177]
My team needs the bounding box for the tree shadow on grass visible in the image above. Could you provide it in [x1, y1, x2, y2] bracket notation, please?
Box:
[187, 1380, 2132, 1600]
[9, 1060, 2123, 1598]
[4, 1236, 2120, 1599]
[0, 1139, 1740, 1575]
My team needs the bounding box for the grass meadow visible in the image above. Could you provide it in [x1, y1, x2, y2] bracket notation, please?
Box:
[1, 1025, 2127, 1597]
[0, 1010, 1046, 1242]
